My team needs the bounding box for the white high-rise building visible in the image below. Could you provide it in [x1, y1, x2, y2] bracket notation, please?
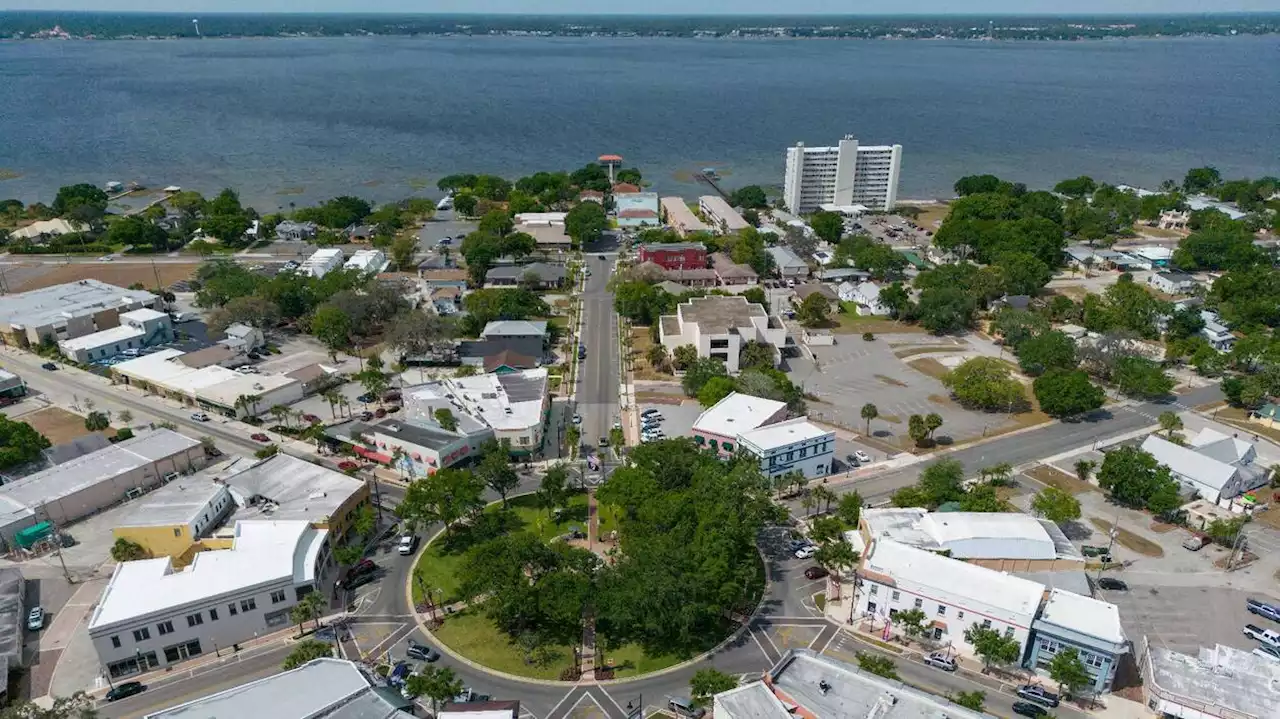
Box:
[783, 136, 903, 214]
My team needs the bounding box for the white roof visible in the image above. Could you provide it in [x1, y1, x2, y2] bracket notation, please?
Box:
[693, 392, 787, 438]
[113, 349, 299, 408]
[0, 280, 156, 329]
[8, 218, 86, 240]
[1129, 246, 1173, 261]
[1140, 434, 1237, 492]
[765, 246, 806, 269]
[121, 307, 168, 323]
[1146, 642, 1280, 719]
[344, 249, 388, 273]
[447, 368, 547, 431]
[1035, 589, 1126, 645]
[738, 417, 832, 452]
[659, 197, 710, 233]
[861, 508, 1081, 561]
[863, 540, 1045, 625]
[481, 320, 547, 337]
[58, 324, 144, 352]
[90, 520, 327, 632]
[1189, 427, 1253, 464]
[698, 195, 750, 230]
[513, 212, 566, 225]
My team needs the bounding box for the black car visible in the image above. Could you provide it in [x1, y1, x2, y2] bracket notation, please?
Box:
[339, 559, 377, 588]
[105, 681, 146, 702]
[578, 346, 586, 359]
[1097, 577, 1129, 591]
[357, 393, 376, 404]
[1016, 685, 1060, 707]
[845, 454, 861, 467]
[1012, 701, 1048, 718]
[41, 362, 58, 371]
[407, 641, 441, 662]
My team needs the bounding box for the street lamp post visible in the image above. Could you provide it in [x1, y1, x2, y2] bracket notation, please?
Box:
[625, 694, 643, 719]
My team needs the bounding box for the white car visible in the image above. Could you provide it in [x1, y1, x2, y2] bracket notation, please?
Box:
[190, 412, 210, 422]
[572, 414, 582, 425]
[236, 366, 259, 374]
[98, 255, 113, 262]
[794, 545, 817, 559]
[854, 450, 871, 463]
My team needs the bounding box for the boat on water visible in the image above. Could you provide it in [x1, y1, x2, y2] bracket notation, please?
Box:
[436, 193, 454, 211]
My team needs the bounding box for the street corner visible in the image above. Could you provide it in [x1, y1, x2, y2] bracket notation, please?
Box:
[347, 621, 411, 662]
[761, 623, 826, 653]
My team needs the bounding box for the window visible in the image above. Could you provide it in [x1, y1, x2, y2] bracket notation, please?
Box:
[982, 619, 992, 629]
[799, 447, 807, 458]
[722, 443, 734, 452]
[710, 439, 718, 450]
[913, 598, 923, 610]
[240, 598, 256, 612]
[132, 627, 150, 642]
[867, 601, 877, 615]
[173, 528, 181, 537]
[111, 636, 121, 649]
[957, 611, 965, 620]
[209, 608, 218, 621]
[157, 621, 174, 636]
[891, 590, 900, 601]
[937, 605, 947, 617]
[519, 436, 529, 445]
[1004, 627, 1015, 638]
[932, 627, 944, 640]
[162, 640, 202, 664]
[1085, 653, 1106, 669]
[869, 585, 878, 595]
[186, 613, 203, 627]
[270, 590, 287, 604]
[228, 603, 238, 616]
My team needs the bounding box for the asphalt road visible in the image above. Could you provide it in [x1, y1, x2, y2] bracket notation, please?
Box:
[576, 253, 621, 458]
[97, 644, 294, 718]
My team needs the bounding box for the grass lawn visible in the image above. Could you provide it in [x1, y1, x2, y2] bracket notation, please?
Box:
[413, 492, 590, 605]
[1090, 518, 1164, 558]
[600, 641, 688, 678]
[815, 593, 827, 612]
[833, 306, 926, 335]
[893, 346, 961, 359]
[1213, 406, 1280, 444]
[1025, 464, 1099, 495]
[597, 503, 623, 540]
[432, 608, 575, 681]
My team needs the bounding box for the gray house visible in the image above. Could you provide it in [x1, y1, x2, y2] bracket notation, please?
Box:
[485, 263, 567, 289]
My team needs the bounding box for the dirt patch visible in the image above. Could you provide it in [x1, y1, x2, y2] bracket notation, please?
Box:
[1051, 285, 1091, 301]
[893, 346, 960, 359]
[874, 374, 908, 388]
[908, 357, 950, 380]
[1216, 551, 1257, 570]
[926, 393, 957, 408]
[20, 407, 101, 445]
[634, 391, 686, 404]
[628, 326, 672, 382]
[9, 262, 201, 292]
[1025, 465, 1099, 495]
[1090, 518, 1164, 558]
[878, 414, 902, 425]
[1149, 521, 1177, 534]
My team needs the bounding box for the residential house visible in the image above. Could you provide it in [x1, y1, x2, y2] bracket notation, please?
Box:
[346, 224, 375, 242]
[1200, 310, 1235, 351]
[1139, 429, 1267, 504]
[710, 253, 759, 287]
[1148, 271, 1198, 295]
[637, 242, 707, 271]
[614, 192, 661, 228]
[840, 281, 890, 316]
[1130, 246, 1174, 267]
[220, 323, 265, 353]
[419, 269, 469, 290]
[766, 246, 809, 279]
[662, 267, 719, 288]
[658, 295, 787, 373]
[484, 263, 566, 290]
[273, 220, 317, 241]
[454, 320, 549, 370]
[8, 219, 87, 241]
[791, 282, 837, 308]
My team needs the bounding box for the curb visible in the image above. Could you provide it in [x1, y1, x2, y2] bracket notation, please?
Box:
[405, 502, 773, 688]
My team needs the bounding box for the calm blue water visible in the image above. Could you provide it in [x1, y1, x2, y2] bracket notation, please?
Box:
[1, 35, 1277, 210]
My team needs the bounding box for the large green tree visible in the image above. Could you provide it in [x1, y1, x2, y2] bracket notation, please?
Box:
[1033, 369, 1105, 418]
[52, 183, 108, 216]
[942, 357, 1026, 412]
[1097, 446, 1182, 514]
[0, 417, 51, 470]
[564, 202, 608, 248]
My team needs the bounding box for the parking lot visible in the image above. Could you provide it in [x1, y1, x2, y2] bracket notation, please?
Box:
[1098, 584, 1273, 655]
[786, 337, 1007, 448]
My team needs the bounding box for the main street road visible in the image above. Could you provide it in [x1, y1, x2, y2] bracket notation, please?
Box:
[816, 384, 1224, 506]
[576, 254, 621, 456]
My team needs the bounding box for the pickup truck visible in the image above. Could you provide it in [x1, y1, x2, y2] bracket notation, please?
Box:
[1243, 624, 1280, 648]
[1248, 599, 1280, 623]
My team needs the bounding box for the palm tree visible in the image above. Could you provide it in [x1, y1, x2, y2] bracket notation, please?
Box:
[801, 491, 816, 517]
[1074, 459, 1096, 483]
[812, 485, 836, 514]
[322, 389, 343, 419]
[860, 403, 878, 436]
[1158, 411, 1183, 439]
[270, 404, 291, 429]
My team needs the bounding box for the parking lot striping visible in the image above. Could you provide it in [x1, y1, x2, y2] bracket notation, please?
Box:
[748, 628, 778, 663]
[545, 687, 582, 719]
[596, 686, 631, 718]
[563, 690, 609, 718]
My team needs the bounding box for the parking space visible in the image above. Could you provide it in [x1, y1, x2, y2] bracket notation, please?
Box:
[788, 338, 1004, 447]
[416, 213, 477, 254]
[636, 398, 702, 444]
[1099, 584, 1272, 655]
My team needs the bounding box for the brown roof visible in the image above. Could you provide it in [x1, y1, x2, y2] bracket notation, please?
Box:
[431, 286, 461, 299]
[578, 190, 604, 199]
[612, 182, 641, 193]
[619, 208, 658, 219]
[483, 349, 538, 373]
[663, 267, 718, 281]
[420, 269, 468, 281]
[711, 252, 759, 280]
[793, 282, 838, 301]
[177, 345, 238, 368]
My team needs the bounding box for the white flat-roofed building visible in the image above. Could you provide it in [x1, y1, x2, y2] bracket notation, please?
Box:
[1029, 589, 1128, 693]
[658, 295, 787, 373]
[1141, 640, 1280, 719]
[143, 657, 416, 718]
[514, 213, 572, 248]
[0, 279, 159, 348]
[698, 195, 751, 234]
[57, 307, 173, 363]
[90, 520, 330, 679]
[0, 429, 205, 545]
[692, 392, 788, 456]
[344, 248, 389, 274]
[112, 475, 235, 561]
[112, 349, 303, 418]
[300, 248, 345, 278]
[447, 368, 549, 454]
[857, 508, 1084, 571]
[660, 197, 711, 236]
[737, 417, 834, 479]
[855, 540, 1046, 659]
[715, 648, 994, 719]
[783, 136, 902, 213]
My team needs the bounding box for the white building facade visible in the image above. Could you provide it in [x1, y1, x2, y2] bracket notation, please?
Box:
[658, 296, 787, 374]
[737, 417, 835, 480]
[783, 136, 903, 214]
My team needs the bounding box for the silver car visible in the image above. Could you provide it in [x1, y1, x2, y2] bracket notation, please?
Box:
[924, 652, 957, 671]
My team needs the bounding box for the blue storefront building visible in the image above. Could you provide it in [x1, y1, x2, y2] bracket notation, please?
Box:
[1027, 589, 1129, 694]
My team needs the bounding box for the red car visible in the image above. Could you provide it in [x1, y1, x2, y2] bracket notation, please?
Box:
[251, 433, 270, 442]
[338, 461, 359, 472]
[302, 414, 321, 424]
[374, 408, 387, 418]
[804, 566, 829, 580]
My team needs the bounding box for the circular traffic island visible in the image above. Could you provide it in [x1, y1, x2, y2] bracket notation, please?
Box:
[408, 442, 769, 682]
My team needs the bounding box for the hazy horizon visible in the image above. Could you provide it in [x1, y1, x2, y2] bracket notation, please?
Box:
[7, 2, 1280, 15]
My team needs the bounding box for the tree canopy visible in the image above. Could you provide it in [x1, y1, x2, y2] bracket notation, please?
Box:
[1097, 446, 1182, 514]
[942, 357, 1027, 412]
[0, 416, 51, 469]
[1033, 369, 1105, 418]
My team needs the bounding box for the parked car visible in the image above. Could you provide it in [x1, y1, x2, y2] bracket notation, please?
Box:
[341, 570, 378, 591]
[1182, 535, 1210, 551]
[1016, 685, 1060, 707]
[1244, 624, 1280, 648]
[641, 408, 661, 417]
[357, 393, 376, 404]
[41, 362, 58, 371]
[190, 412, 210, 422]
[302, 414, 320, 424]
[573, 414, 582, 425]
[578, 346, 587, 360]
[845, 454, 861, 467]
[338, 461, 360, 472]
[388, 661, 412, 686]
[26, 607, 44, 631]
[1247, 598, 1280, 623]
[1096, 577, 1128, 591]
[398, 534, 419, 556]
[251, 433, 270, 442]
[341, 559, 377, 583]
[1012, 701, 1049, 718]
[804, 566, 828, 580]
[794, 545, 817, 559]
[383, 390, 401, 402]
[360, 411, 374, 421]
[105, 681, 146, 702]
[374, 408, 387, 418]
[1253, 645, 1280, 662]
[406, 641, 440, 662]
[923, 652, 957, 672]
[853, 450, 871, 463]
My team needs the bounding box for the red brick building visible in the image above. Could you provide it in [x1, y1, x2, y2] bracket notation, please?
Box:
[637, 242, 707, 271]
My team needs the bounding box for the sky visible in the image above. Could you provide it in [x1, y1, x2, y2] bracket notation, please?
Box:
[9, 1, 1280, 14]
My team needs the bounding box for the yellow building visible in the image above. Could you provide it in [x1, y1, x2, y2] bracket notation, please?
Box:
[113, 454, 370, 566]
